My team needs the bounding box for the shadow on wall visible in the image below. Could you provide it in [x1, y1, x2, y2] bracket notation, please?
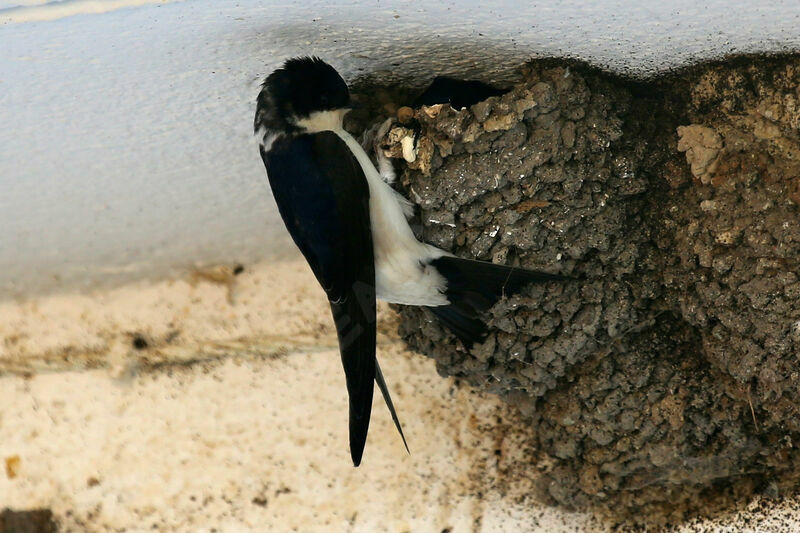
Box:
[251, 21, 568, 89]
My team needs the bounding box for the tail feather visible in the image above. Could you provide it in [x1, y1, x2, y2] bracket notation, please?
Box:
[375, 361, 409, 454]
[330, 293, 375, 467]
[429, 304, 487, 348]
[427, 256, 562, 349]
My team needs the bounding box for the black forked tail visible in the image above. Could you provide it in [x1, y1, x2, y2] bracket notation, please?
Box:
[331, 293, 408, 466]
[330, 292, 375, 467]
[428, 256, 563, 349]
[375, 361, 409, 454]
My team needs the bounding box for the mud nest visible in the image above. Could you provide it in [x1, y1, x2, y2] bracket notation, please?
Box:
[363, 55, 800, 522]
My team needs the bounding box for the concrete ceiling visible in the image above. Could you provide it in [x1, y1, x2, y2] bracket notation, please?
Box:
[1, 0, 799, 297]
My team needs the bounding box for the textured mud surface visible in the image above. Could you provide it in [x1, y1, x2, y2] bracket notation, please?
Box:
[366, 55, 800, 522]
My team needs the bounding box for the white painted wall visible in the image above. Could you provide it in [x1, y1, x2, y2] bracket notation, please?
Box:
[1, 0, 799, 298]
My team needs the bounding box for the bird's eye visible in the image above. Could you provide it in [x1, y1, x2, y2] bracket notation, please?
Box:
[320, 95, 329, 106]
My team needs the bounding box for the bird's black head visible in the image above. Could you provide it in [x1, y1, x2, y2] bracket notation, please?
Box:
[255, 57, 351, 134]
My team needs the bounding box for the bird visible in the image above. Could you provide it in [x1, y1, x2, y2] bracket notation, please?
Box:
[254, 56, 561, 466]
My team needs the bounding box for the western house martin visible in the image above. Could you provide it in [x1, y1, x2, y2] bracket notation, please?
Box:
[254, 57, 561, 466]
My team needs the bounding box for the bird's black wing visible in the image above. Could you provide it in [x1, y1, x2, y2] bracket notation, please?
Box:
[260, 131, 376, 466]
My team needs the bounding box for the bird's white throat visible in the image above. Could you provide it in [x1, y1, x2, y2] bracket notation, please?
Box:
[295, 109, 349, 133]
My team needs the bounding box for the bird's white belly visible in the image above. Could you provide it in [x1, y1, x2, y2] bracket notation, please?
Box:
[333, 129, 450, 306]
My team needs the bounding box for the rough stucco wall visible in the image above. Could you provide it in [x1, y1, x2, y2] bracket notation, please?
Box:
[2, 0, 800, 299]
